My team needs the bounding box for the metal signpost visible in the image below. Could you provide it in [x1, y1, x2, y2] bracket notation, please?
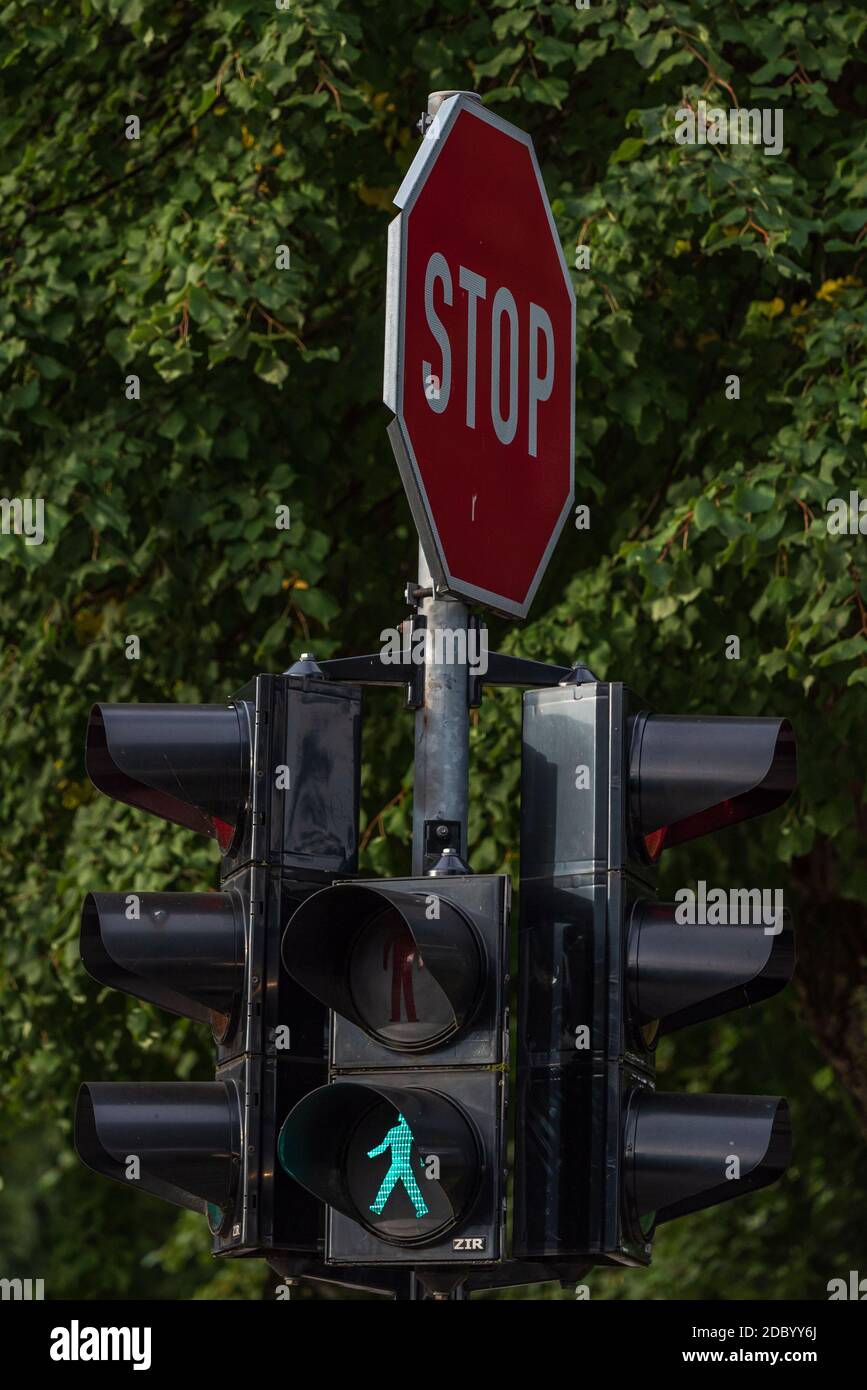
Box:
[386, 88, 578, 887]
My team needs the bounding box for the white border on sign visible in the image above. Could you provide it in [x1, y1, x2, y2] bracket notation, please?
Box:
[382, 93, 577, 622]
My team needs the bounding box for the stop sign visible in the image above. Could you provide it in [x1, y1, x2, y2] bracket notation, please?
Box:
[384, 93, 575, 620]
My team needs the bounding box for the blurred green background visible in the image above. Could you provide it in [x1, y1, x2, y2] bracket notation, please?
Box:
[1, 0, 865, 1299]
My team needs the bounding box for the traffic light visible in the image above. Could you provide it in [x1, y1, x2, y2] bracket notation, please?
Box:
[75, 673, 362, 1259]
[279, 875, 510, 1266]
[514, 680, 796, 1266]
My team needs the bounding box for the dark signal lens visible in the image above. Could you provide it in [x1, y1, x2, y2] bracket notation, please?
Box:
[283, 883, 483, 1053]
[347, 908, 455, 1049]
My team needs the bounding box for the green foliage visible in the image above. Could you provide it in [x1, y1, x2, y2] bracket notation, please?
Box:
[1, 0, 865, 1300]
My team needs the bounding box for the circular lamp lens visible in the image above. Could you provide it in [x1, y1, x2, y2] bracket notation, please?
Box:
[347, 907, 457, 1050]
[343, 1096, 478, 1245]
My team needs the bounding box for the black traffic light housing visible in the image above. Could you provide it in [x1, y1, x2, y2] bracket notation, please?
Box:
[75, 674, 362, 1262]
[279, 874, 510, 1266]
[514, 681, 796, 1266]
[85, 674, 362, 879]
[624, 1092, 791, 1231]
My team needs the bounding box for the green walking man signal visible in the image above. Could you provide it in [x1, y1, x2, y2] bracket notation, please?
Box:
[367, 1113, 429, 1218]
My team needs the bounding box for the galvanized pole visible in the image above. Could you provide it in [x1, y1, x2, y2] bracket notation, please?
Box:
[411, 542, 470, 873]
[410, 88, 479, 880]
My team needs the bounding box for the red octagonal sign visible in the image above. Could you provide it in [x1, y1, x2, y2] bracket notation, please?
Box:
[384, 93, 575, 620]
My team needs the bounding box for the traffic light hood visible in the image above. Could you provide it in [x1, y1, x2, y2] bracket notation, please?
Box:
[282, 882, 484, 1050]
[80, 891, 245, 1041]
[626, 1092, 792, 1228]
[632, 715, 796, 858]
[628, 902, 795, 1036]
[74, 1081, 241, 1220]
[85, 702, 248, 850]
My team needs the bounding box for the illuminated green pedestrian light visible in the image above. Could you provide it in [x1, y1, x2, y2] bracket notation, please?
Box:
[367, 1113, 429, 1218]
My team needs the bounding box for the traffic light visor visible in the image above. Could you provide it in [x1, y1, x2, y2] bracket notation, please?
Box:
[633, 716, 796, 859]
[85, 703, 247, 850]
[80, 891, 245, 1040]
[74, 1081, 241, 1217]
[282, 884, 483, 1051]
[628, 901, 795, 1037]
[626, 1092, 791, 1229]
